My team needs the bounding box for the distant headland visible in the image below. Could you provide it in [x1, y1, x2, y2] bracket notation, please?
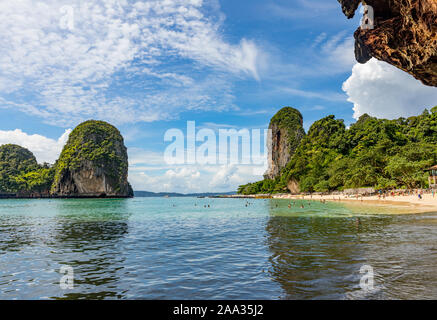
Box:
[0, 120, 133, 199]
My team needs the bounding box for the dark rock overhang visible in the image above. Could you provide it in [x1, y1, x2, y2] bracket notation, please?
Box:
[338, 0, 437, 87]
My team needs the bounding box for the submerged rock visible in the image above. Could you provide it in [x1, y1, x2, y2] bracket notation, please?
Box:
[338, 0, 437, 86]
[52, 120, 133, 198]
[264, 107, 305, 180]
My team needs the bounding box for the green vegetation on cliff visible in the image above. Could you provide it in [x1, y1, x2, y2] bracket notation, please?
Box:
[238, 107, 437, 194]
[0, 144, 52, 193]
[270, 107, 306, 154]
[52, 120, 131, 196]
[0, 120, 132, 197]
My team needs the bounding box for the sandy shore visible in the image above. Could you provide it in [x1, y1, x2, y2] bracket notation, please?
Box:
[272, 193, 437, 214]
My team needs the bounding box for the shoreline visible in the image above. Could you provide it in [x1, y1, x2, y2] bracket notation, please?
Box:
[0, 195, 133, 199]
[221, 193, 437, 214]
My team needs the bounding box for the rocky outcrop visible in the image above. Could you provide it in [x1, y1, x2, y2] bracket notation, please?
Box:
[287, 179, 300, 194]
[52, 120, 133, 198]
[338, 0, 437, 86]
[0, 144, 39, 193]
[264, 107, 305, 180]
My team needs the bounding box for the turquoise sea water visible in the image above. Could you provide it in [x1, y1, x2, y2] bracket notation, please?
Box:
[1, 197, 437, 299]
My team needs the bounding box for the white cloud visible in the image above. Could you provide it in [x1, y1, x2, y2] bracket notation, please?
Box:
[128, 148, 165, 166]
[129, 164, 262, 193]
[0, 129, 71, 164]
[280, 87, 347, 102]
[0, 127, 264, 192]
[342, 59, 437, 119]
[128, 141, 267, 193]
[324, 36, 355, 71]
[0, 0, 260, 126]
[311, 32, 327, 48]
[266, 1, 339, 20]
[262, 32, 355, 86]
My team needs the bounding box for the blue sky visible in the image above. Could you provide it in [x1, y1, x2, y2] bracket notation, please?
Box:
[1, 0, 436, 193]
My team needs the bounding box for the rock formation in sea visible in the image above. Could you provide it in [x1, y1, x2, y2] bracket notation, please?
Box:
[0, 144, 39, 193]
[52, 120, 133, 198]
[264, 107, 305, 180]
[338, 0, 437, 87]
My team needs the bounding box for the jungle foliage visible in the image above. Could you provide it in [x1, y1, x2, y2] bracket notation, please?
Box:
[52, 120, 128, 193]
[0, 120, 128, 195]
[0, 144, 53, 194]
[238, 107, 437, 194]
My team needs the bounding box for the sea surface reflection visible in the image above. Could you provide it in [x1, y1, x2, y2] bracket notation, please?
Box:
[1, 198, 437, 299]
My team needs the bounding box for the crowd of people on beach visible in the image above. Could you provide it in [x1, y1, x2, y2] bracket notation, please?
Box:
[376, 188, 436, 200]
[169, 188, 437, 210]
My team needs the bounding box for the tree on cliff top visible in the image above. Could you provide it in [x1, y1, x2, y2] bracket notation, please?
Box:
[270, 106, 305, 154]
[238, 106, 437, 194]
[52, 120, 132, 196]
[0, 144, 39, 192]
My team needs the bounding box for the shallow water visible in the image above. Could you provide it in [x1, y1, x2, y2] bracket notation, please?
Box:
[0, 197, 437, 299]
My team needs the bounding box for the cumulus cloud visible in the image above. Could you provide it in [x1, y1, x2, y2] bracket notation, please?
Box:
[0, 129, 71, 164]
[127, 142, 266, 193]
[0, 0, 260, 126]
[343, 59, 437, 119]
[128, 164, 262, 193]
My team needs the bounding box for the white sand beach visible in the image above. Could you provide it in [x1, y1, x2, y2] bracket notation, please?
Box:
[272, 192, 437, 214]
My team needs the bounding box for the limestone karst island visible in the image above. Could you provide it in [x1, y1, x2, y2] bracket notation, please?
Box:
[238, 106, 437, 197]
[0, 120, 133, 198]
[1, 0, 437, 302]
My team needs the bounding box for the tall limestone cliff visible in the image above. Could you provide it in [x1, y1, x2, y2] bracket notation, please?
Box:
[264, 107, 305, 180]
[52, 120, 133, 198]
[338, 0, 437, 87]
